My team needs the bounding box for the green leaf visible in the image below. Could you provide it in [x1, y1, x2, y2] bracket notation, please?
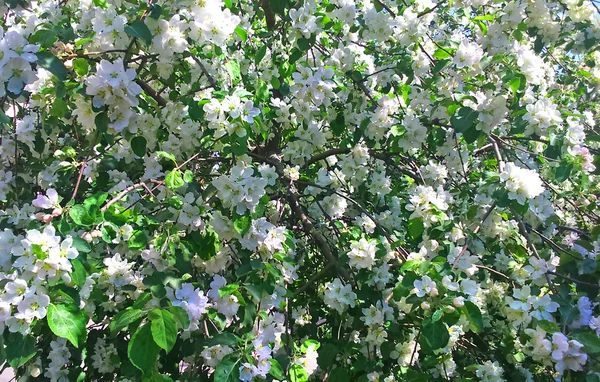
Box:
[255, 45, 268, 66]
[450, 107, 478, 133]
[73, 58, 89, 76]
[149, 309, 178, 353]
[30, 29, 58, 49]
[124, 20, 153, 44]
[214, 356, 240, 382]
[131, 136, 147, 157]
[142, 371, 174, 382]
[301, 339, 320, 352]
[218, 283, 240, 297]
[47, 303, 87, 348]
[5, 333, 36, 369]
[165, 170, 185, 189]
[95, 112, 109, 133]
[233, 214, 251, 236]
[462, 301, 484, 333]
[289, 364, 308, 382]
[422, 321, 450, 350]
[71, 259, 87, 288]
[328, 368, 349, 382]
[110, 308, 145, 335]
[156, 151, 177, 163]
[205, 333, 240, 347]
[225, 60, 241, 85]
[129, 231, 148, 250]
[555, 161, 573, 182]
[72, 237, 91, 253]
[169, 306, 191, 330]
[537, 319, 560, 334]
[183, 170, 194, 183]
[269, 358, 285, 379]
[36, 51, 67, 81]
[408, 219, 424, 240]
[128, 324, 161, 373]
[234, 25, 247, 41]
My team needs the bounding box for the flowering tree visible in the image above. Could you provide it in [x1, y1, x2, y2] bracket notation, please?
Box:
[0, 0, 600, 380]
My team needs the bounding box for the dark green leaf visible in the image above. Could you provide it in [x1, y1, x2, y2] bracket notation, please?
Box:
[6, 333, 36, 369]
[131, 136, 147, 157]
[36, 51, 67, 81]
[571, 331, 600, 354]
[462, 301, 484, 333]
[408, 219, 424, 240]
[422, 321, 450, 350]
[124, 20, 153, 44]
[128, 324, 161, 373]
[555, 161, 573, 183]
[450, 107, 478, 133]
[110, 308, 145, 335]
[95, 112, 109, 133]
[214, 355, 240, 382]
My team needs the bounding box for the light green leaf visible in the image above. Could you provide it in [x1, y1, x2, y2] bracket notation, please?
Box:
[165, 170, 185, 190]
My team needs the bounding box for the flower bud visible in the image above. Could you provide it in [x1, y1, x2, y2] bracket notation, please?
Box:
[91, 229, 102, 238]
[430, 287, 439, 297]
[81, 232, 93, 243]
[52, 207, 63, 217]
[420, 301, 430, 310]
[453, 297, 465, 308]
[41, 214, 53, 224]
[30, 367, 41, 378]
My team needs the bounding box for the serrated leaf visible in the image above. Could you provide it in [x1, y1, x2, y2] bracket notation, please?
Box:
[165, 170, 185, 190]
[149, 309, 178, 353]
[128, 324, 161, 373]
[47, 303, 87, 348]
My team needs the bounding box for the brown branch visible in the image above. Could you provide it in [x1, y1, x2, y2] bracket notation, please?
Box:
[185, 51, 217, 89]
[373, 0, 396, 17]
[136, 79, 167, 107]
[70, 161, 87, 201]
